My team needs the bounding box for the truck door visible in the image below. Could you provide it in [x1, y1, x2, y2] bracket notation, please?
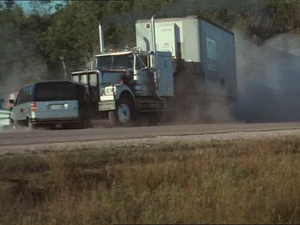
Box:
[156, 52, 174, 97]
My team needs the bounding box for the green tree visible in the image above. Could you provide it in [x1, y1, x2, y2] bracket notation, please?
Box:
[42, 1, 101, 79]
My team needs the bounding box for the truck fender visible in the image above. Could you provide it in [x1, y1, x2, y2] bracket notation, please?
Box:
[114, 84, 136, 106]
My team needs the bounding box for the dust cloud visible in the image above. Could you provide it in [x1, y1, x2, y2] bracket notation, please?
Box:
[0, 20, 47, 103]
[233, 29, 300, 123]
[203, 84, 236, 123]
[159, 27, 300, 125]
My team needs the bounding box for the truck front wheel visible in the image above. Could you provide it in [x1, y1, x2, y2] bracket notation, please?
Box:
[108, 98, 136, 127]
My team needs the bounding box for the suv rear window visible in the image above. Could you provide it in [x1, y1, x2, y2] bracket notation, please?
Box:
[34, 82, 86, 101]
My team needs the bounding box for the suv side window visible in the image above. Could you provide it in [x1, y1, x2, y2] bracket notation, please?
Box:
[23, 87, 29, 103]
[16, 89, 24, 105]
[27, 86, 33, 102]
[21, 86, 33, 103]
[23, 87, 28, 103]
[17, 86, 32, 105]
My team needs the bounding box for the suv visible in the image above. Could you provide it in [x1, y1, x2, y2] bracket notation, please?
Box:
[11, 81, 94, 129]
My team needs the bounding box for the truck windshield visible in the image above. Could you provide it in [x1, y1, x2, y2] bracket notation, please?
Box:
[97, 54, 133, 70]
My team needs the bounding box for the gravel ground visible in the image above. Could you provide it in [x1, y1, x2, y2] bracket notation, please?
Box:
[1, 129, 300, 155]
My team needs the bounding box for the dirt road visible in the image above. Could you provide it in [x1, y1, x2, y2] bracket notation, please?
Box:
[1, 122, 300, 154]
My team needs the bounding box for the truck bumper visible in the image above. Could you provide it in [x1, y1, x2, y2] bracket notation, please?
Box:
[99, 101, 116, 111]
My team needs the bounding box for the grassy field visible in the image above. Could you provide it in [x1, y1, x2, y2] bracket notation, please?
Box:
[1, 137, 300, 224]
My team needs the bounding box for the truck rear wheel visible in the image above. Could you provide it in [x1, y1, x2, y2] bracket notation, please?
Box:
[108, 98, 136, 127]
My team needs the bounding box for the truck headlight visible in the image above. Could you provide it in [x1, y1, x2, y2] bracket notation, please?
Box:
[104, 86, 116, 95]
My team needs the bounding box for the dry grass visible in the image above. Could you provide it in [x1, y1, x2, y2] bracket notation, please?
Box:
[1, 138, 300, 224]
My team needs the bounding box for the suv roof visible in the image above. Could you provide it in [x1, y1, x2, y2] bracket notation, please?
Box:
[21, 80, 86, 89]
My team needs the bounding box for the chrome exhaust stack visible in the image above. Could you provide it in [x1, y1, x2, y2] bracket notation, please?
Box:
[98, 20, 104, 53]
[151, 14, 156, 53]
[151, 15, 159, 95]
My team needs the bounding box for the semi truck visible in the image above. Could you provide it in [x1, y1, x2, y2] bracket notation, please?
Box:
[70, 15, 237, 126]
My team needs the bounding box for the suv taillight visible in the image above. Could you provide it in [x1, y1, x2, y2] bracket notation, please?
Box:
[31, 102, 37, 112]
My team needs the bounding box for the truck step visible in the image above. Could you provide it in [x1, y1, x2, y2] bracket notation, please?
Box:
[136, 99, 166, 111]
[138, 109, 166, 112]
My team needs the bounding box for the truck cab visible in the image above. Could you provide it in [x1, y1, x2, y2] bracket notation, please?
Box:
[95, 50, 157, 97]
[71, 48, 173, 126]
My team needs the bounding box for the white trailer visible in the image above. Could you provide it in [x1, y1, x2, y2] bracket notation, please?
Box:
[136, 15, 237, 101]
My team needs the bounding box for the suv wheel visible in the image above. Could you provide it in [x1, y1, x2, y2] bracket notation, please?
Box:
[26, 118, 36, 130]
[11, 119, 17, 130]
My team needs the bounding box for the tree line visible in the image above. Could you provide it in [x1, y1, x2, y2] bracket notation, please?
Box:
[1, 0, 300, 93]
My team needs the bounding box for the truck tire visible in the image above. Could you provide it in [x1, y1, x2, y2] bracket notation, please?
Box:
[108, 98, 136, 127]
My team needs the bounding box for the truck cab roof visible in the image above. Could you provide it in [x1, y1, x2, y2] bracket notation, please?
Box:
[95, 50, 150, 58]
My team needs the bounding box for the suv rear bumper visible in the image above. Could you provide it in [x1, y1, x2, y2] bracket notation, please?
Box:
[31, 117, 85, 125]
